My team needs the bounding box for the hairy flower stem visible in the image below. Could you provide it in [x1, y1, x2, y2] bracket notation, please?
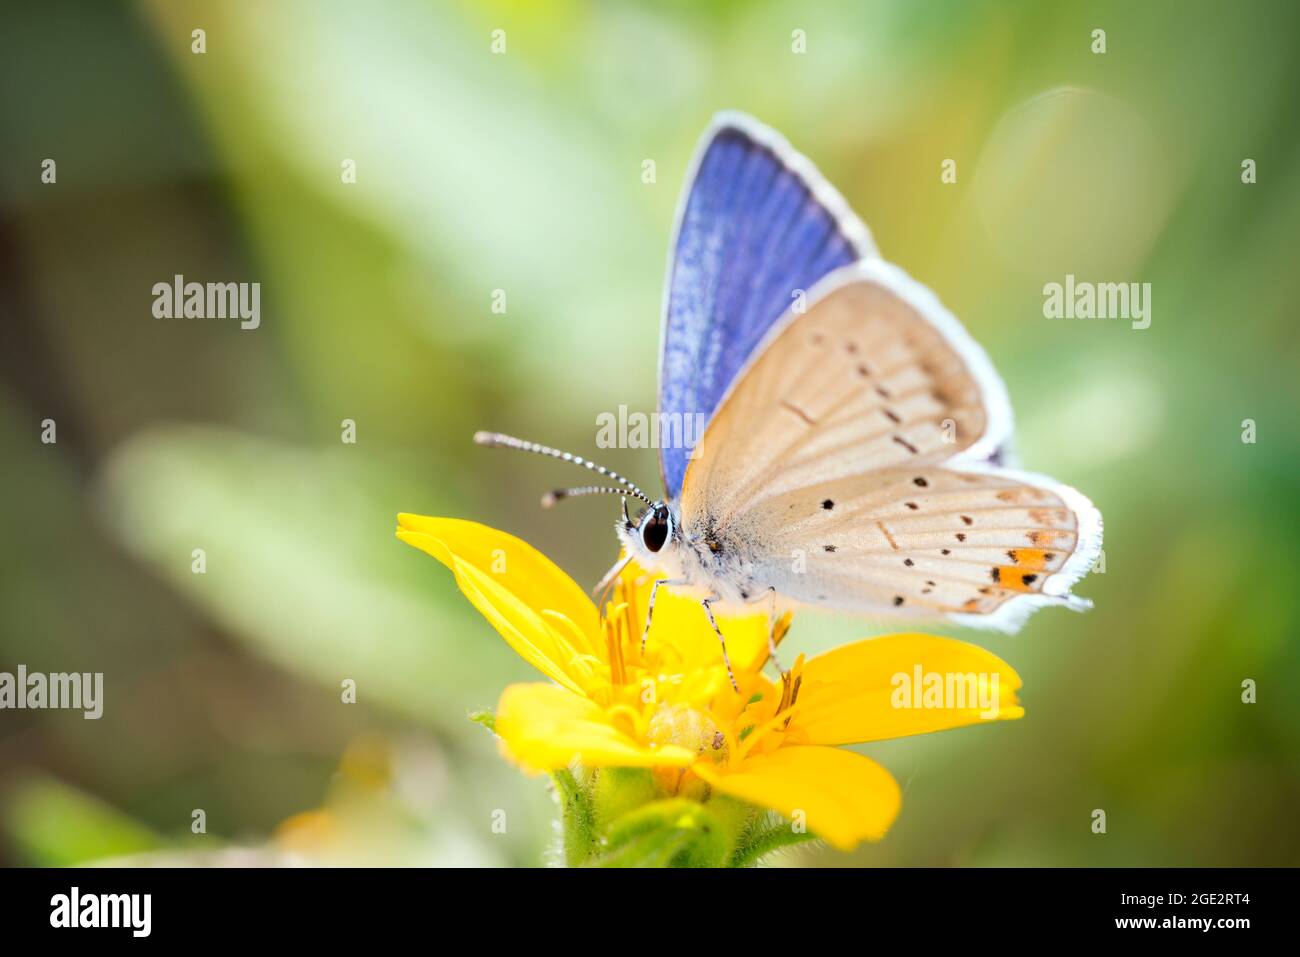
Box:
[553, 765, 800, 868]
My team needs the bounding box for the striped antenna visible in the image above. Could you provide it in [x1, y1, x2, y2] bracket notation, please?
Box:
[541, 486, 630, 509]
[473, 432, 655, 507]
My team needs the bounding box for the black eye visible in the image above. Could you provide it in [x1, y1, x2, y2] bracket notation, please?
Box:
[641, 506, 670, 553]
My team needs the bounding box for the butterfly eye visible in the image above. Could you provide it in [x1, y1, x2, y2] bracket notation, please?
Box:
[641, 506, 671, 553]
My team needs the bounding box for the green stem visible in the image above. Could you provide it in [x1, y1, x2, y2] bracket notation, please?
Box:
[550, 767, 597, 866]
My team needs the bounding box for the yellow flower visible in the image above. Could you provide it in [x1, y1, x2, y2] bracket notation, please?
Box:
[397, 514, 1024, 852]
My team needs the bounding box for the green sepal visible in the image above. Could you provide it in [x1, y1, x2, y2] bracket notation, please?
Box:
[550, 763, 822, 867]
[590, 767, 658, 826]
[729, 809, 820, 867]
[592, 798, 733, 868]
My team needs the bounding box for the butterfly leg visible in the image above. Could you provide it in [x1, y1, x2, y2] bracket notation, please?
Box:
[700, 597, 740, 693]
[760, 587, 787, 677]
[641, 578, 686, 654]
[592, 553, 632, 602]
[734, 586, 786, 675]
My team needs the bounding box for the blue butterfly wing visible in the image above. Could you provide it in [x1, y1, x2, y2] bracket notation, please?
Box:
[658, 113, 877, 501]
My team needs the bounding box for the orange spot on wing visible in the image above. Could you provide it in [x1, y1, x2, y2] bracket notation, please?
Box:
[1006, 548, 1049, 571]
[997, 567, 1042, 592]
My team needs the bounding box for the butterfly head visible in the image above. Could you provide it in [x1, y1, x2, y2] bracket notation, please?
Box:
[615, 499, 687, 578]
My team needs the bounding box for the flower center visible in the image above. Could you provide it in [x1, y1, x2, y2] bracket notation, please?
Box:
[646, 703, 727, 762]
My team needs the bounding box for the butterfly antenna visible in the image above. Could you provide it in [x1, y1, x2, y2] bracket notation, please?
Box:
[541, 486, 630, 509]
[473, 432, 655, 507]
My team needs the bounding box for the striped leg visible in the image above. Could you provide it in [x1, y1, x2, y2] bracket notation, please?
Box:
[700, 597, 739, 692]
[642, 578, 685, 653]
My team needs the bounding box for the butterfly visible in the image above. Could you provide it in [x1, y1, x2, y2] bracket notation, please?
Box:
[477, 112, 1103, 689]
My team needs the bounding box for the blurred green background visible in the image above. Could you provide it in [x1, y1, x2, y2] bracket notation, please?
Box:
[1, 0, 1298, 867]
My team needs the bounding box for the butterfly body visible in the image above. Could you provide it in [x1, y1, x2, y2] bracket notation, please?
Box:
[617, 501, 770, 608]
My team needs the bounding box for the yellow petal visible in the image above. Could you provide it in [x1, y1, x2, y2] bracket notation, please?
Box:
[696, 745, 901, 851]
[495, 682, 696, 772]
[397, 516, 600, 693]
[790, 633, 1024, 746]
[399, 515, 599, 637]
